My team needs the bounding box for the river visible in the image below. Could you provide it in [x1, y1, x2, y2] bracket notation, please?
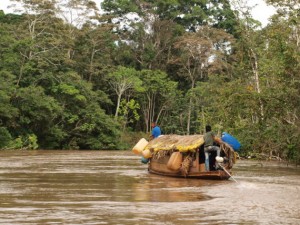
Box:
[0, 150, 299, 225]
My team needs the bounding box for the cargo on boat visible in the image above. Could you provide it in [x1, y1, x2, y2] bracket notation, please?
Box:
[133, 135, 236, 180]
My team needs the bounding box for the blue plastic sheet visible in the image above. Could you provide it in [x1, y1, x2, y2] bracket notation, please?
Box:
[221, 132, 241, 151]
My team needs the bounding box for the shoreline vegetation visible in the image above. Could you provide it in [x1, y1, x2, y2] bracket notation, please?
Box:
[0, 148, 298, 167]
[0, 1, 299, 165]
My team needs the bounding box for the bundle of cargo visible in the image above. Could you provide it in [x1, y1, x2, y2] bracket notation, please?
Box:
[144, 135, 205, 152]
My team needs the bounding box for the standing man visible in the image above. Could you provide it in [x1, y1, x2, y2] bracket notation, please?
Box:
[150, 122, 161, 140]
[204, 125, 222, 171]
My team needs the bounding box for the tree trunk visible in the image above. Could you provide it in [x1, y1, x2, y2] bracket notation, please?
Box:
[115, 94, 121, 118]
[250, 48, 264, 120]
[88, 48, 95, 82]
[186, 97, 192, 135]
[17, 56, 26, 86]
[186, 80, 195, 135]
[201, 106, 206, 134]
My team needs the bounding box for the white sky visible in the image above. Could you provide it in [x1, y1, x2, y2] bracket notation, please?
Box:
[0, 0, 275, 27]
[245, 0, 276, 27]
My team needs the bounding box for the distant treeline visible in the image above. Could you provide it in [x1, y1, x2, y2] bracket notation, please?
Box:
[0, 0, 299, 163]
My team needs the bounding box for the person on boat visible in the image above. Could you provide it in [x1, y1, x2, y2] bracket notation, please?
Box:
[204, 125, 222, 171]
[150, 122, 161, 140]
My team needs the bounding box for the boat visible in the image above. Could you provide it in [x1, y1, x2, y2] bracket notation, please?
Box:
[136, 135, 236, 180]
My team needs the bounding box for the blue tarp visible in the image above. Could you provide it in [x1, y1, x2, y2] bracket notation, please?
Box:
[221, 132, 241, 151]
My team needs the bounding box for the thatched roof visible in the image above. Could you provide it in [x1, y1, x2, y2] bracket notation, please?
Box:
[145, 135, 204, 152]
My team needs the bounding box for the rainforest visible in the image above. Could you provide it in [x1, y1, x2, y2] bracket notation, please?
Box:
[0, 0, 299, 164]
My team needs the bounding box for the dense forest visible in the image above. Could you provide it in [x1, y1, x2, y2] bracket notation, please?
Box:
[0, 0, 299, 163]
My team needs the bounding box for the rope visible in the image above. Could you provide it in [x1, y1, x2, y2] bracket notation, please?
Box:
[180, 155, 193, 177]
[220, 142, 235, 169]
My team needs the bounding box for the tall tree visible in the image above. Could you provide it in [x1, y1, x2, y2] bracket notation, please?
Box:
[137, 69, 178, 133]
[170, 26, 233, 134]
[262, 0, 300, 160]
[8, 0, 59, 86]
[128, 19, 183, 70]
[74, 22, 116, 82]
[101, 0, 237, 33]
[107, 66, 143, 118]
[0, 71, 18, 130]
[230, 0, 266, 123]
[55, 0, 100, 60]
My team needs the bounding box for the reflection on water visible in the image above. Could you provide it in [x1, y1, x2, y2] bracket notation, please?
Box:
[0, 150, 299, 225]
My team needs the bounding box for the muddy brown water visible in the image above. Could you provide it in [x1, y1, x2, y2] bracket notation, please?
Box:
[0, 150, 299, 225]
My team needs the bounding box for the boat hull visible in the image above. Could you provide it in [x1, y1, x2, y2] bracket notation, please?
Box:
[148, 157, 231, 180]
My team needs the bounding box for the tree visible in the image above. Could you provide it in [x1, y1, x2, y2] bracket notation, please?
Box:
[48, 71, 121, 149]
[128, 19, 183, 70]
[170, 26, 233, 134]
[137, 69, 178, 133]
[0, 127, 13, 149]
[0, 71, 18, 130]
[230, 0, 265, 122]
[74, 23, 117, 82]
[0, 4, 124, 150]
[8, 0, 58, 85]
[55, 0, 100, 60]
[118, 99, 140, 131]
[11, 85, 62, 148]
[107, 66, 143, 118]
[172, 32, 211, 134]
[261, 0, 300, 161]
[101, 0, 237, 33]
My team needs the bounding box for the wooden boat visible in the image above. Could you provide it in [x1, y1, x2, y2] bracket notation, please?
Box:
[143, 135, 236, 180]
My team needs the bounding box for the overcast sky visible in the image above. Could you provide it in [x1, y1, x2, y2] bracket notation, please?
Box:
[0, 0, 275, 27]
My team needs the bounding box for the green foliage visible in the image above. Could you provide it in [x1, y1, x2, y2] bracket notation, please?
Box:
[119, 99, 140, 127]
[0, 71, 18, 119]
[108, 66, 144, 93]
[137, 69, 179, 131]
[102, 0, 237, 33]
[2, 133, 39, 150]
[0, 127, 12, 149]
[119, 130, 148, 150]
[11, 136, 23, 149]
[102, 0, 139, 14]
[27, 134, 39, 150]
[0, 1, 298, 163]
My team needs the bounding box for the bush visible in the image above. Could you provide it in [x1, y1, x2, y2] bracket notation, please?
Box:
[0, 127, 12, 149]
[119, 130, 148, 150]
